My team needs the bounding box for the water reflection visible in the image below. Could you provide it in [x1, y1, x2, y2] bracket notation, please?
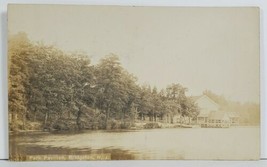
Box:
[9, 127, 259, 160]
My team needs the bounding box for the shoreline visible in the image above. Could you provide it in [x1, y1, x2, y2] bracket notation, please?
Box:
[9, 125, 260, 135]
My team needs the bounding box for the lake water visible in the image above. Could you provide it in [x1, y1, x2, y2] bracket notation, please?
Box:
[9, 127, 260, 160]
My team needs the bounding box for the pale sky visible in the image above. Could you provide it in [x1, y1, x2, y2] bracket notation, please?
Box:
[8, 5, 260, 103]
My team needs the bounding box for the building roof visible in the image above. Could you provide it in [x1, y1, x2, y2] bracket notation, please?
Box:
[192, 94, 220, 109]
[191, 95, 203, 101]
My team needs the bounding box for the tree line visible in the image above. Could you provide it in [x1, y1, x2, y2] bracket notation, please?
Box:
[8, 32, 199, 131]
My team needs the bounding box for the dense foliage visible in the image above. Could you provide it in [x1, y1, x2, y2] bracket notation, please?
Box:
[9, 33, 259, 131]
[8, 33, 199, 131]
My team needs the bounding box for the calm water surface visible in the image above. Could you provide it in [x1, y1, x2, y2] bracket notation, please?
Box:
[10, 127, 260, 160]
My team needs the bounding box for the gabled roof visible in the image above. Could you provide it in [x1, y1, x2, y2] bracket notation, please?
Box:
[191, 95, 202, 101]
[191, 94, 220, 109]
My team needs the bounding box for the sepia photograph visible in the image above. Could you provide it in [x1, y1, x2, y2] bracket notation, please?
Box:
[8, 5, 260, 160]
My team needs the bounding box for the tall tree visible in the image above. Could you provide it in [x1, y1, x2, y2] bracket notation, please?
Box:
[95, 54, 129, 129]
[8, 32, 32, 130]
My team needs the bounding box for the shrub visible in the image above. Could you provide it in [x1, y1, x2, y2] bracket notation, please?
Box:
[143, 122, 161, 129]
[52, 121, 69, 131]
[120, 121, 132, 129]
[106, 119, 121, 130]
[97, 113, 106, 129]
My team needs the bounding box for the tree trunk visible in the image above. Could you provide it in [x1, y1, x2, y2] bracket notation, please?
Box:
[123, 109, 126, 123]
[22, 113, 26, 130]
[44, 111, 49, 126]
[76, 109, 82, 130]
[105, 107, 110, 129]
[120, 110, 123, 123]
[68, 110, 70, 119]
[189, 117, 191, 125]
[33, 112, 36, 122]
[33, 107, 37, 122]
[152, 111, 155, 123]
